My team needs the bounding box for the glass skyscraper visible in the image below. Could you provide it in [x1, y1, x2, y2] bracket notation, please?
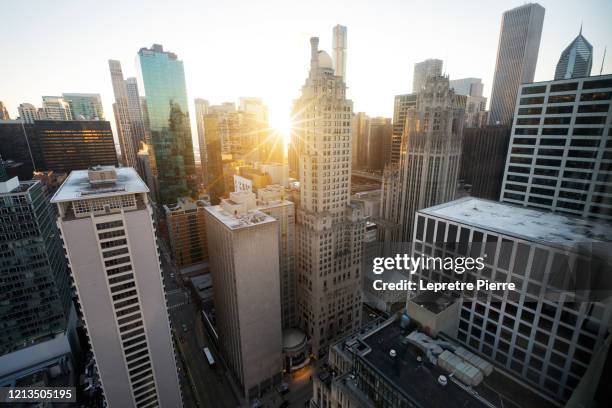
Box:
[554, 27, 593, 80]
[138, 44, 197, 205]
[0, 170, 72, 356]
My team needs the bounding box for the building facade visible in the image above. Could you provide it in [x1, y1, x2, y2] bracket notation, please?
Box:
[109, 60, 139, 168]
[52, 166, 182, 408]
[18, 103, 42, 123]
[138, 44, 197, 205]
[460, 126, 511, 200]
[391, 93, 417, 164]
[42, 96, 72, 121]
[204, 193, 283, 398]
[500, 74, 612, 221]
[292, 37, 365, 356]
[488, 3, 545, 126]
[411, 197, 612, 403]
[332, 25, 347, 80]
[194, 98, 210, 173]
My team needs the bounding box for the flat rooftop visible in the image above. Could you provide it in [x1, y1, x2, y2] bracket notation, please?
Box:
[409, 292, 456, 315]
[421, 197, 612, 245]
[51, 167, 148, 203]
[360, 320, 556, 408]
[204, 205, 276, 230]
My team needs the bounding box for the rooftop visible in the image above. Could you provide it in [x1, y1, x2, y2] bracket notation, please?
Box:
[357, 318, 556, 408]
[420, 197, 612, 246]
[51, 167, 148, 203]
[204, 204, 276, 230]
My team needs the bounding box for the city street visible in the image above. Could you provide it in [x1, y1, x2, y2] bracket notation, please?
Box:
[159, 238, 239, 408]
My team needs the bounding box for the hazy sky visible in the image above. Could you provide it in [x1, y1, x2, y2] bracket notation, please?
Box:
[1, 0, 611, 147]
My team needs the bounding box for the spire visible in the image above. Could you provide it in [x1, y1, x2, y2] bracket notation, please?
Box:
[579, 21, 583, 35]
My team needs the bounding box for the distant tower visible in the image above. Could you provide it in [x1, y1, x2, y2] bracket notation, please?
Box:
[488, 3, 545, 126]
[554, 26, 593, 80]
[332, 25, 347, 80]
[42, 96, 72, 120]
[109, 60, 139, 168]
[412, 59, 443, 92]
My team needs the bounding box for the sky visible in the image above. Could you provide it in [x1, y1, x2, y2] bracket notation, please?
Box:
[1, 0, 611, 149]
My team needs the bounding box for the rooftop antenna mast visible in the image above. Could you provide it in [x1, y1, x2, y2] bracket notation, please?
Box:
[600, 46, 607, 75]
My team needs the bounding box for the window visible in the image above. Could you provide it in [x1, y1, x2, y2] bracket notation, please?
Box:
[546, 105, 573, 114]
[96, 220, 124, 230]
[575, 116, 607, 125]
[548, 94, 575, 104]
[518, 107, 542, 115]
[514, 128, 538, 135]
[516, 118, 540, 125]
[582, 78, 612, 89]
[580, 92, 612, 101]
[573, 127, 603, 136]
[522, 85, 546, 95]
[550, 82, 578, 92]
[578, 104, 609, 113]
[542, 127, 568, 135]
[520, 97, 544, 105]
[544, 117, 571, 125]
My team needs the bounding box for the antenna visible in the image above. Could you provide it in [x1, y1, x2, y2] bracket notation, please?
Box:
[601, 46, 607, 75]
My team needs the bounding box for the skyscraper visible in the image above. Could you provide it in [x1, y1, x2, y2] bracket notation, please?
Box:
[366, 117, 393, 170]
[125, 78, 148, 146]
[42, 96, 72, 120]
[390, 93, 417, 164]
[204, 191, 282, 398]
[203, 114, 227, 204]
[138, 44, 197, 205]
[412, 58, 443, 92]
[488, 3, 545, 126]
[500, 74, 612, 221]
[352, 112, 369, 168]
[449, 78, 484, 97]
[17, 103, 42, 123]
[332, 25, 347, 79]
[52, 166, 183, 408]
[194, 98, 210, 173]
[0, 170, 78, 385]
[109, 60, 139, 168]
[62, 93, 105, 120]
[554, 27, 593, 80]
[0, 101, 10, 120]
[381, 76, 464, 242]
[292, 37, 365, 356]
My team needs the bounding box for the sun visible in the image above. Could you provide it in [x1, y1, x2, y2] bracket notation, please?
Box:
[267, 100, 293, 147]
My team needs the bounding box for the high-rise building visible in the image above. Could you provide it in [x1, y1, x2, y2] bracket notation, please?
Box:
[500, 74, 612, 221]
[0, 101, 10, 120]
[391, 93, 417, 164]
[412, 58, 443, 92]
[381, 76, 464, 242]
[351, 112, 369, 168]
[125, 78, 148, 146]
[204, 191, 282, 398]
[332, 25, 347, 80]
[164, 196, 209, 276]
[52, 166, 183, 408]
[62, 93, 105, 120]
[488, 3, 545, 125]
[203, 114, 227, 204]
[0, 171, 78, 385]
[109, 60, 139, 168]
[138, 44, 197, 205]
[194, 98, 210, 172]
[0, 120, 118, 178]
[17, 103, 42, 123]
[292, 37, 365, 356]
[449, 78, 484, 97]
[460, 126, 511, 200]
[366, 117, 393, 170]
[411, 197, 612, 403]
[42, 96, 72, 120]
[554, 27, 593, 80]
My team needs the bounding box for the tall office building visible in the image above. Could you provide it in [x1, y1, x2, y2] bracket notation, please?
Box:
[450, 78, 484, 97]
[367, 117, 393, 170]
[62, 93, 105, 120]
[0, 120, 118, 178]
[332, 25, 347, 79]
[125, 78, 148, 146]
[391, 93, 417, 164]
[109, 60, 139, 168]
[351, 112, 369, 168]
[194, 98, 210, 172]
[42, 96, 72, 120]
[292, 37, 365, 356]
[460, 126, 511, 200]
[555, 27, 593, 80]
[500, 74, 612, 221]
[488, 3, 545, 125]
[204, 192, 282, 398]
[52, 166, 182, 408]
[411, 197, 612, 403]
[381, 76, 464, 242]
[0, 171, 78, 385]
[203, 114, 227, 204]
[17, 103, 42, 123]
[138, 44, 197, 205]
[0, 101, 10, 120]
[412, 59, 443, 92]
[164, 196, 209, 276]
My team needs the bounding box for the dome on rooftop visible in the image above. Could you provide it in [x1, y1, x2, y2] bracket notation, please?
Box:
[318, 50, 333, 70]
